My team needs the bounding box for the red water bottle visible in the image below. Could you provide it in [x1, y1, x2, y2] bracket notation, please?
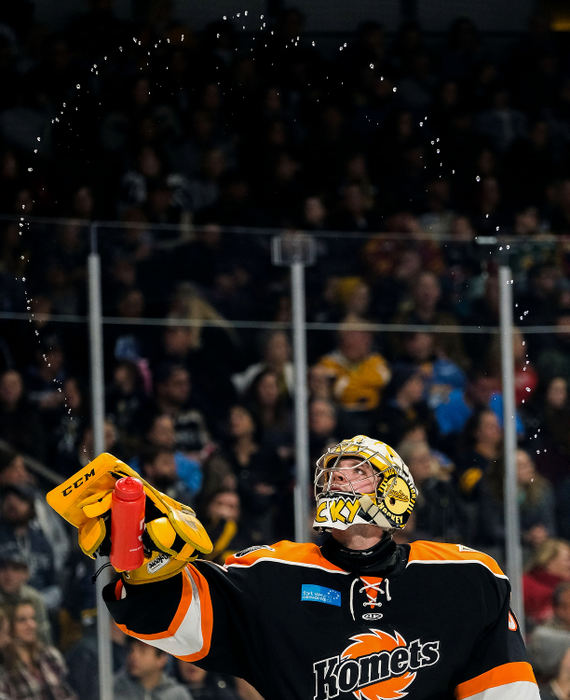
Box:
[110, 477, 146, 572]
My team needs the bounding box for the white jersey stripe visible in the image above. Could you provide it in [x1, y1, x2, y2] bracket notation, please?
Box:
[407, 558, 508, 580]
[227, 557, 350, 575]
[460, 680, 539, 699]
[142, 568, 204, 656]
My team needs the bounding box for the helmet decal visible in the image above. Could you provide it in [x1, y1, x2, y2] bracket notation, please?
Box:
[313, 435, 417, 532]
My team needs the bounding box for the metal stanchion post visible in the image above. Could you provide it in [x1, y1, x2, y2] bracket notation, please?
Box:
[271, 233, 316, 543]
[88, 224, 114, 700]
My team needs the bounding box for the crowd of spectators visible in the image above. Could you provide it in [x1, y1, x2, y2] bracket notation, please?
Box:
[0, 1, 569, 697]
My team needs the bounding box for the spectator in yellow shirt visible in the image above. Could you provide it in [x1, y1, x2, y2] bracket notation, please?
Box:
[314, 316, 391, 435]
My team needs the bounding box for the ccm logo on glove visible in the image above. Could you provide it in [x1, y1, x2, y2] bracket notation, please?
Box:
[61, 467, 96, 497]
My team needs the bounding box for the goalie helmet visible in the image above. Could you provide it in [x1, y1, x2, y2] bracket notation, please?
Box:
[313, 434, 417, 532]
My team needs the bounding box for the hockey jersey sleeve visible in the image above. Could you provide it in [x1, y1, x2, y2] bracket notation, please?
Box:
[103, 558, 257, 680]
[408, 541, 539, 699]
[452, 564, 538, 699]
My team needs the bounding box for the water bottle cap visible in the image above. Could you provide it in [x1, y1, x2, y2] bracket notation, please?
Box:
[115, 477, 144, 501]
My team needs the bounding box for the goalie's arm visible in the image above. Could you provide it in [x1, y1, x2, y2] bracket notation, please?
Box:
[103, 559, 250, 676]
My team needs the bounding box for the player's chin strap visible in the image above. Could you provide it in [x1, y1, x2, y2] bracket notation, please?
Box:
[358, 495, 394, 530]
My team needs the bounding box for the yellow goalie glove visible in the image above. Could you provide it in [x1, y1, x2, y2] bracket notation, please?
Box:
[46, 453, 213, 584]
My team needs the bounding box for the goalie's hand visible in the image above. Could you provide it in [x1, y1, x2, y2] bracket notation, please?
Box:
[46, 453, 213, 584]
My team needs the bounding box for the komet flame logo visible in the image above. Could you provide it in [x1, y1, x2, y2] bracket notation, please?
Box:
[313, 629, 440, 700]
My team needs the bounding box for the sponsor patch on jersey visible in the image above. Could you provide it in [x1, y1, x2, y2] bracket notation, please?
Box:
[301, 584, 341, 607]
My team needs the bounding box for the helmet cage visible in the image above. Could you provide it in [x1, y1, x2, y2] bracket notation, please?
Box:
[314, 453, 385, 502]
[313, 435, 417, 532]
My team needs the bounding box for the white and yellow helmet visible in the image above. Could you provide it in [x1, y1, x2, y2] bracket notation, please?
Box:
[313, 435, 417, 532]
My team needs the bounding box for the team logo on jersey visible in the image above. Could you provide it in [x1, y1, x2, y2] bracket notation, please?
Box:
[313, 629, 440, 700]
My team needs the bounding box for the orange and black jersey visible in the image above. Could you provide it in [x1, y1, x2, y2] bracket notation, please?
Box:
[104, 539, 539, 700]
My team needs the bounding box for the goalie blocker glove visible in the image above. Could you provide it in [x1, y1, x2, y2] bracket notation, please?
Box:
[46, 453, 213, 584]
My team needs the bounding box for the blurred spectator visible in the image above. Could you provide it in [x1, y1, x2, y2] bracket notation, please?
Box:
[232, 330, 293, 400]
[308, 398, 339, 466]
[314, 276, 374, 329]
[198, 488, 248, 565]
[398, 330, 467, 410]
[219, 404, 285, 545]
[0, 483, 60, 610]
[375, 364, 438, 446]
[176, 660, 241, 699]
[0, 544, 52, 644]
[330, 182, 374, 234]
[106, 359, 148, 450]
[186, 146, 227, 214]
[558, 472, 570, 541]
[469, 175, 510, 236]
[432, 367, 525, 454]
[537, 310, 570, 386]
[0, 369, 46, 461]
[550, 178, 570, 235]
[119, 145, 171, 211]
[307, 364, 335, 403]
[516, 262, 561, 349]
[50, 376, 88, 472]
[482, 448, 556, 557]
[524, 539, 570, 625]
[315, 317, 391, 435]
[506, 119, 560, 208]
[398, 438, 466, 542]
[456, 407, 502, 495]
[527, 582, 570, 682]
[0, 604, 8, 654]
[516, 449, 557, 550]
[114, 637, 191, 699]
[391, 270, 468, 370]
[134, 412, 202, 496]
[75, 418, 123, 468]
[104, 287, 154, 368]
[139, 445, 196, 507]
[484, 327, 539, 405]
[464, 273, 501, 362]
[147, 363, 212, 461]
[440, 16, 483, 80]
[66, 618, 128, 700]
[244, 368, 293, 457]
[24, 333, 68, 431]
[419, 175, 455, 237]
[159, 284, 242, 411]
[0, 446, 70, 575]
[0, 599, 77, 699]
[474, 86, 527, 153]
[442, 215, 482, 315]
[539, 646, 570, 700]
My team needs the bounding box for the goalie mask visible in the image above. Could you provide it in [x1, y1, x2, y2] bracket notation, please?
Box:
[313, 435, 417, 532]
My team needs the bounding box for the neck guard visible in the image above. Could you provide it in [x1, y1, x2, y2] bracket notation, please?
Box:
[320, 534, 409, 576]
